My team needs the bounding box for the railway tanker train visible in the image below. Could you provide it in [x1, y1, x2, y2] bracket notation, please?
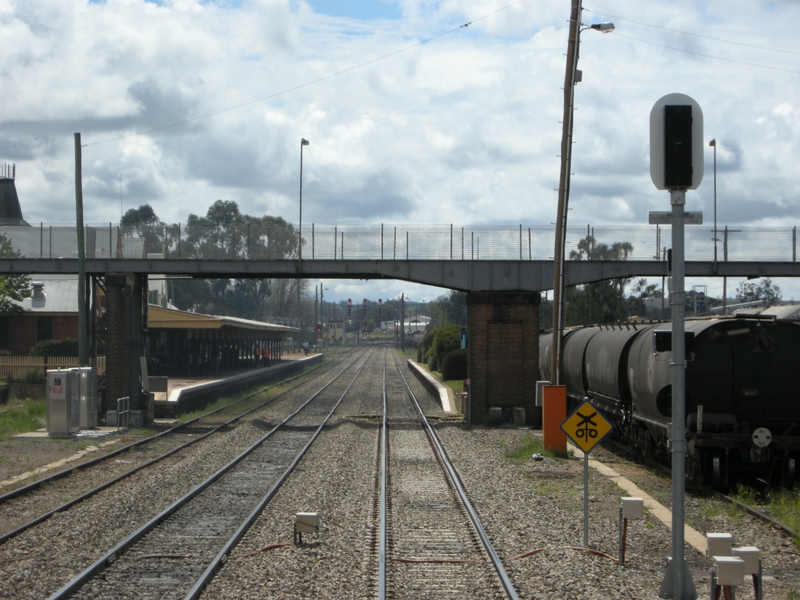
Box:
[540, 315, 800, 489]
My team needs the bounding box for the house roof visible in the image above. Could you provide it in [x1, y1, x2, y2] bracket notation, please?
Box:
[17, 275, 78, 314]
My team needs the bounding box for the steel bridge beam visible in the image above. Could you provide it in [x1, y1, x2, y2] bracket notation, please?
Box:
[0, 259, 798, 292]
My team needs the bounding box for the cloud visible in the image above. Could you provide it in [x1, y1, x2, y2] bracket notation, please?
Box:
[1, 0, 800, 298]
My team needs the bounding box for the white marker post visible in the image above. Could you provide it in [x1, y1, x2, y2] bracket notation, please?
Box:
[650, 93, 704, 600]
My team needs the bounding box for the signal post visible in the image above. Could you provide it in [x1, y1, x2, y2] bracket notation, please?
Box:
[650, 93, 704, 600]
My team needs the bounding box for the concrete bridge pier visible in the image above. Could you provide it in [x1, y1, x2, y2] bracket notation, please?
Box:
[466, 291, 540, 426]
[104, 273, 148, 424]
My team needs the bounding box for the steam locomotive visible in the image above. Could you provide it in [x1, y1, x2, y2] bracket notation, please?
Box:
[540, 315, 800, 488]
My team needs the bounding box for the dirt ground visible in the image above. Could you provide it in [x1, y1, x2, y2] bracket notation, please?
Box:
[0, 430, 129, 491]
[0, 352, 316, 492]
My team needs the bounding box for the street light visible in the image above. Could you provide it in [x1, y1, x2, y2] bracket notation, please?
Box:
[299, 138, 309, 261]
[709, 138, 717, 264]
[550, 1, 614, 385]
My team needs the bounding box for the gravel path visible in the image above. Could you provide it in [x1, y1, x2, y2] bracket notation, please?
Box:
[2, 347, 798, 599]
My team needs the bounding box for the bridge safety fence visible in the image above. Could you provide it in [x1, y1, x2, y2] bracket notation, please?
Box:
[1, 223, 797, 263]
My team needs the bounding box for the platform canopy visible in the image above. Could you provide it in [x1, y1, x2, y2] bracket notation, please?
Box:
[148, 305, 298, 332]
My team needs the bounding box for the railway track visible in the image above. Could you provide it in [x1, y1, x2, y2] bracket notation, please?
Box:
[601, 437, 800, 542]
[0, 350, 353, 544]
[372, 348, 518, 599]
[47, 348, 373, 599]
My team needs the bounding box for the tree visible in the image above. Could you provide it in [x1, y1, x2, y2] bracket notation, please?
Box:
[173, 201, 302, 318]
[0, 234, 31, 313]
[121, 204, 165, 254]
[626, 278, 660, 319]
[736, 278, 782, 305]
[565, 233, 635, 325]
[430, 290, 467, 327]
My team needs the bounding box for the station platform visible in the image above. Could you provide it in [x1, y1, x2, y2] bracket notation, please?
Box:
[152, 352, 322, 418]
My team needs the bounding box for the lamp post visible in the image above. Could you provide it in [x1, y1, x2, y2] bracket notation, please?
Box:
[550, 0, 614, 385]
[709, 138, 717, 264]
[299, 138, 309, 261]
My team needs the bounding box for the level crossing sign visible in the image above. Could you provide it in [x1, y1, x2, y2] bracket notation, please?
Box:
[560, 399, 613, 454]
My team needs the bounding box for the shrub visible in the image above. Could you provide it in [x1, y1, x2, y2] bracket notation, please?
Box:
[440, 348, 467, 381]
[417, 330, 436, 363]
[431, 324, 461, 370]
[482, 410, 504, 427]
[29, 338, 105, 356]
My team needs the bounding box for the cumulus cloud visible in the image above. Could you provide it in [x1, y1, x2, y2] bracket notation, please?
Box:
[1, 0, 799, 300]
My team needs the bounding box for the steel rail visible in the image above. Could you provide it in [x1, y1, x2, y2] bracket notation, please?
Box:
[0, 352, 348, 505]
[378, 346, 388, 598]
[392, 353, 520, 600]
[47, 349, 369, 600]
[184, 348, 375, 599]
[602, 437, 800, 541]
[0, 353, 352, 546]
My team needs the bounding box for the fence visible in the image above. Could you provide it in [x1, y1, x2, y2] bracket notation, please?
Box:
[1, 223, 797, 263]
[0, 356, 106, 382]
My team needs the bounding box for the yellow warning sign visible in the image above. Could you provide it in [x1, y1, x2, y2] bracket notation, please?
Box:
[560, 400, 613, 453]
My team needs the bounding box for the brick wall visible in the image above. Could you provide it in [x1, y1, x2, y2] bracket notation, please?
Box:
[466, 291, 540, 425]
[104, 274, 135, 414]
[6, 315, 79, 355]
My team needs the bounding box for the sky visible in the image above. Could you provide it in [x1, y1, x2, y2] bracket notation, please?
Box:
[1, 0, 800, 305]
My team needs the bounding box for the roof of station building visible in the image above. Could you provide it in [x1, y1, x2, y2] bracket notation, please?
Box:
[0, 175, 29, 226]
[148, 304, 299, 332]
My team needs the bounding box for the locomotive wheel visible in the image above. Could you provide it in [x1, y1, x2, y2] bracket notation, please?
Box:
[784, 453, 796, 490]
[711, 452, 722, 489]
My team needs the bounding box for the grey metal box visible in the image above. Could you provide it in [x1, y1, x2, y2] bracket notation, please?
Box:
[73, 367, 97, 429]
[47, 370, 79, 437]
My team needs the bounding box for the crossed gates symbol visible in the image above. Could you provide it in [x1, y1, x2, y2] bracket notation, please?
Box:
[576, 410, 598, 440]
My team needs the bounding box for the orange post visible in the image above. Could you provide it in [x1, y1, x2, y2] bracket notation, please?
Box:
[542, 385, 567, 454]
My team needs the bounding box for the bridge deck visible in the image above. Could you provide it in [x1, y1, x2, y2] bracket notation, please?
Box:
[1, 258, 798, 292]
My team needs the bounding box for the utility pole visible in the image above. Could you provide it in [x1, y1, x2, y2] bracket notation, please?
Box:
[75, 133, 88, 367]
[550, 0, 582, 386]
[400, 293, 405, 351]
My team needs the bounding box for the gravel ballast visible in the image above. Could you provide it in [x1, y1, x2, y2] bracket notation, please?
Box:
[2, 348, 798, 598]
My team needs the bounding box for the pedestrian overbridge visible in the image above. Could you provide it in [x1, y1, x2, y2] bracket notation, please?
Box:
[2, 222, 798, 427]
[3, 257, 800, 291]
[1, 222, 798, 290]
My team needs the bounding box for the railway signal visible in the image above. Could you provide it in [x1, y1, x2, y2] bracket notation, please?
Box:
[650, 92, 703, 600]
[347, 298, 351, 316]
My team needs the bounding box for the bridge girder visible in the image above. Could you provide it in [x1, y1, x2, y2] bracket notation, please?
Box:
[0, 259, 798, 292]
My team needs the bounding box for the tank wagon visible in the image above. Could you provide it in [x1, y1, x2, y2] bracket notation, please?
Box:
[540, 316, 800, 488]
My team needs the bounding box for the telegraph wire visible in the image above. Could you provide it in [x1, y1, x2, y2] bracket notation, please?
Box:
[85, 0, 526, 147]
[586, 9, 800, 56]
[610, 31, 800, 76]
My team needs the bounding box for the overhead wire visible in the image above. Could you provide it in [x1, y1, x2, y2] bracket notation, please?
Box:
[85, 0, 526, 147]
[585, 9, 800, 57]
[609, 32, 800, 76]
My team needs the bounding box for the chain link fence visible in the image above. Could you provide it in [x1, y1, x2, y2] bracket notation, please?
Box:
[1, 223, 796, 263]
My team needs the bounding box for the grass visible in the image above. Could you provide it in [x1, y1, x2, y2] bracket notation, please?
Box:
[504, 434, 563, 462]
[177, 394, 244, 423]
[0, 397, 46, 441]
[764, 488, 800, 548]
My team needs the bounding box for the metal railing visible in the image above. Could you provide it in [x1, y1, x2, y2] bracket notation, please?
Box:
[1, 223, 797, 263]
[116, 396, 130, 433]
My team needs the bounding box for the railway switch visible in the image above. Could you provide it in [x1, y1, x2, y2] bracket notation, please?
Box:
[732, 546, 762, 600]
[706, 532, 733, 557]
[294, 512, 319, 545]
[710, 555, 745, 599]
[618, 497, 643, 565]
